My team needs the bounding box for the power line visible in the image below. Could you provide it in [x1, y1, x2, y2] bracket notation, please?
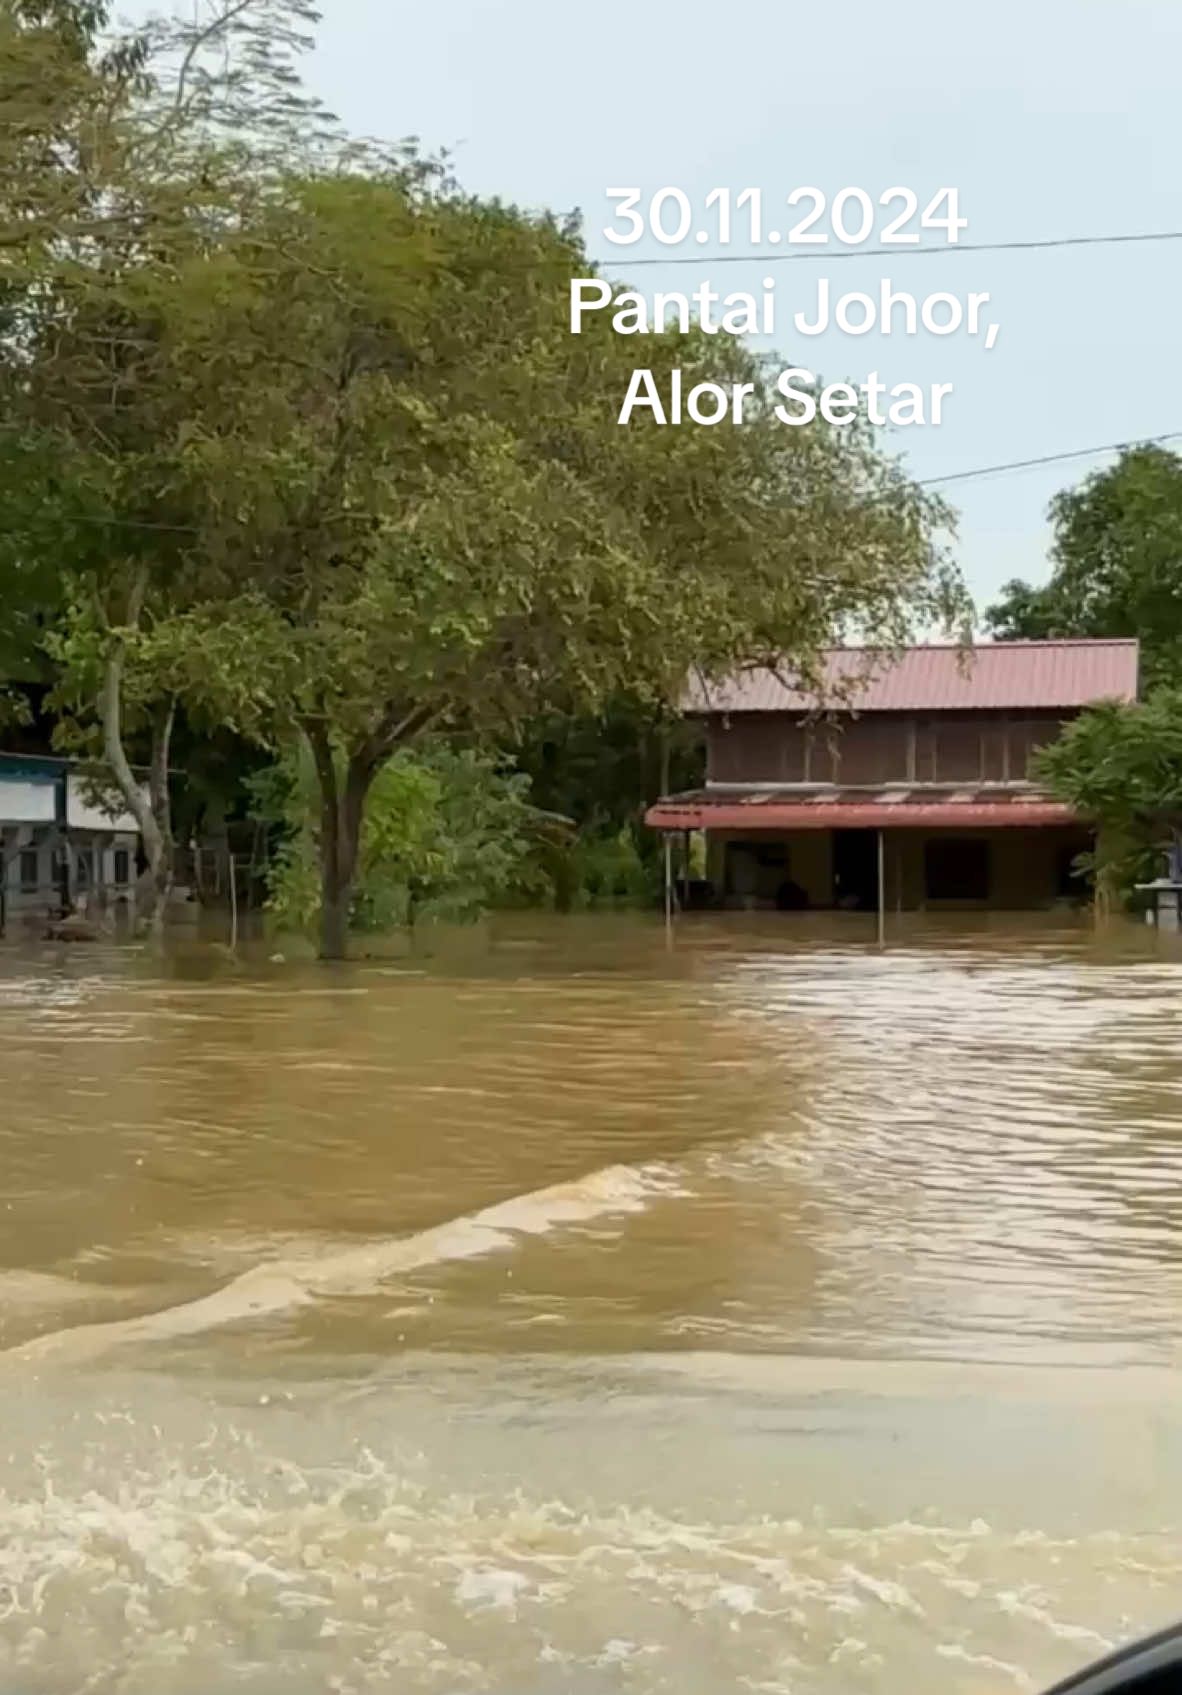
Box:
[914, 431, 1182, 488]
[607, 229, 1182, 270]
[32, 436, 1182, 534]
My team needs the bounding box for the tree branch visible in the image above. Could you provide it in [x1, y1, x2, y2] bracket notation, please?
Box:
[171, 0, 257, 124]
[351, 701, 443, 779]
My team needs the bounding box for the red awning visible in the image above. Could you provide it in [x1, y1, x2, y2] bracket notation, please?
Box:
[645, 791, 1078, 832]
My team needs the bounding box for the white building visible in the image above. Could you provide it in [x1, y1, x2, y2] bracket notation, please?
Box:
[0, 754, 143, 927]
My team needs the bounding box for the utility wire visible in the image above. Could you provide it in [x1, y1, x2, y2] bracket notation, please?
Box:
[608, 229, 1182, 269]
[52, 430, 1182, 528]
[915, 431, 1182, 488]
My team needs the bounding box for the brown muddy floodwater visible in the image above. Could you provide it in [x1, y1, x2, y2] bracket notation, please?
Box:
[2, 912, 1182, 1695]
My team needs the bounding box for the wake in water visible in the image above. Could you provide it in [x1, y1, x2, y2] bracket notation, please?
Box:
[6, 1162, 680, 1365]
[0, 1407, 1174, 1695]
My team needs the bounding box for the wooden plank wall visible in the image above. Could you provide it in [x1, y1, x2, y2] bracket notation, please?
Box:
[706, 712, 1071, 786]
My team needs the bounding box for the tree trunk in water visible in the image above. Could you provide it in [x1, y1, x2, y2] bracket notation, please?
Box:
[303, 705, 439, 961]
[143, 698, 177, 934]
[319, 883, 350, 961]
[101, 611, 175, 937]
[316, 796, 364, 959]
[305, 723, 371, 962]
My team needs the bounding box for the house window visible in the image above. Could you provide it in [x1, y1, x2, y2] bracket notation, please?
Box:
[19, 849, 39, 892]
[113, 848, 130, 886]
[75, 850, 93, 889]
[924, 837, 990, 901]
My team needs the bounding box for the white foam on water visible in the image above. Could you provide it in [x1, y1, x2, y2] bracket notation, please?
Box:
[6, 1162, 682, 1366]
[0, 1270, 138, 1313]
[935, 1642, 1036, 1689]
[453, 1566, 531, 1611]
[0, 1436, 1172, 1695]
[842, 1565, 926, 1617]
[997, 1591, 1114, 1650]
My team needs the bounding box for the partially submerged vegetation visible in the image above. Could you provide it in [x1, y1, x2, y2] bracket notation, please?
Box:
[996, 447, 1182, 909]
[250, 742, 555, 936]
[1035, 692, 1182, 913]
[0, 2, 969, 955]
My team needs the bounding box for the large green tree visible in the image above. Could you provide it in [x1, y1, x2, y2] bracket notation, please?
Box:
[986, 446, 1182, 685]
[1035, 690, 1182, 909]
[2, 1, 967, 957]
[0, 0, 129, 677]
[142, 176, 965, 955]
[0, 0, 338, 923]
[253, 740, 551, 937]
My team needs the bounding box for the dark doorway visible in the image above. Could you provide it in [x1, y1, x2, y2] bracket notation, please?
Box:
[832, 829, 880, 911]
[924, 837, 990, 902]
[723, 840, 787, 903]
[1056, 841, 1091, 901]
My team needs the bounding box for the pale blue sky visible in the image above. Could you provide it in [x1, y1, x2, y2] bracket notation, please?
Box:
[304, 0, 1182, 613]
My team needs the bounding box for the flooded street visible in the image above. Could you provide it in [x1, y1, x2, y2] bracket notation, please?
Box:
[2, 914, 1182, 1694]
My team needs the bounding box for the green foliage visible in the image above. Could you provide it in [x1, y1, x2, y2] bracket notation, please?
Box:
[0, 0, 968, 954]
[565, 829, 655, 909]
[130, 174, 966, 954]
[1062, 835, 1156, 915]
[0, 686, 33, 731]
[514, 701, 701, 835]
[986, 446, 1182, 685]
[361, 748, 549, 929]
[983, 577, 1061, 642]
[1035, 689, 1182, 903]
[251, 741, 546, 934]
[0, 0, 382, 924]
[152, 184, 966, 741]
[1035, 691, 1182, 826]
[256, 823, 322, 935]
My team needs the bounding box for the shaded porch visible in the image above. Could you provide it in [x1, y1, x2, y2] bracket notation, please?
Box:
[645, 785, 1093, 922]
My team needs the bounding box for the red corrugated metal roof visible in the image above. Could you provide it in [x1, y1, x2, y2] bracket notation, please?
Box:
[646, 787, 1078, 832]
[685, 639, 1139, 714]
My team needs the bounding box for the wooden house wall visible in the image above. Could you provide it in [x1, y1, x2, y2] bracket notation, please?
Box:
[706, 711, 1072, 786]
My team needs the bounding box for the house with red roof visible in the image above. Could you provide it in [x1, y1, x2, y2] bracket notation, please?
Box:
[645, 638, 1139, 915]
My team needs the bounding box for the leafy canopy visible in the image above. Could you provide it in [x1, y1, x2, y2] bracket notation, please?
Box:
[0, 0, 969, 951]
[144, 174, 967, 749]
[1035, 690, 1182, 834]
[986, 446, 1182, 685]
[252, 742, 546, 935]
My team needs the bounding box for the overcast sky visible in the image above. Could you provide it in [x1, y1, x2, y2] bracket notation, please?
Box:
[128, 1, 1182, 613]
[304, 0, 1182, 612]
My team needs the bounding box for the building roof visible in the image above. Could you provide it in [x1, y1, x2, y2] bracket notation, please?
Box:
[0, 752, 145, 834]
[685, 639, 1139, 715]
[646, 786, 1078, 833]
[0, 752, 64, 779]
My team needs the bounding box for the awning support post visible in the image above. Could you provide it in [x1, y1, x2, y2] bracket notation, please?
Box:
[877, 827, 886, 948]
[663, 833, 674, 946]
